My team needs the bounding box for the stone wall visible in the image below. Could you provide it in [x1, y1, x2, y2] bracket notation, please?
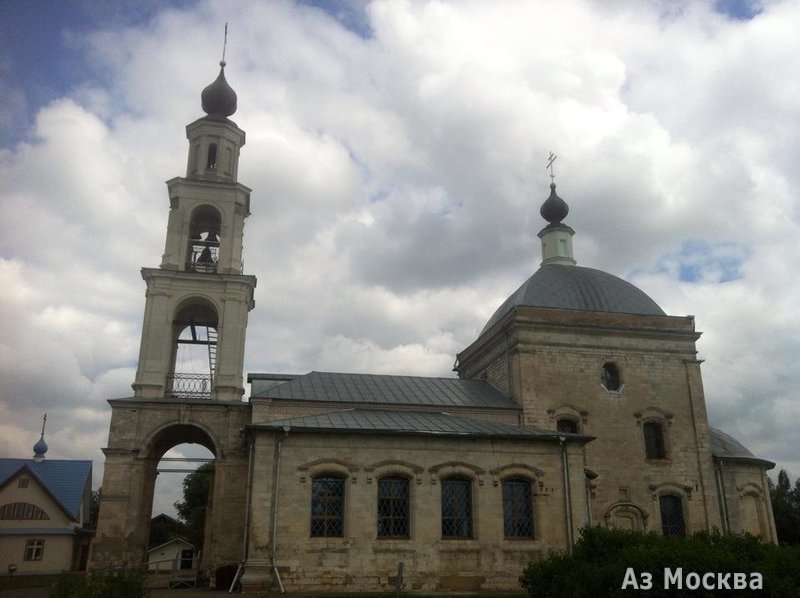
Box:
[241, 430, 589, 592]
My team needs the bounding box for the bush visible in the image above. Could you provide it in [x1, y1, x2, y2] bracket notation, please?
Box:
[519, 527, 800, 597]
[50, 570, 149, 598]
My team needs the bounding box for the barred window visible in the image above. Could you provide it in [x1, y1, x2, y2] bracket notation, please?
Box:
[503, 478, 534, 538]
[310, 475, 345, 537]
[24, 539, 45, 561]
[644, 422, 667, 459]
[377, 476, 410, 538]
[659, 494, 685, 537]
[441, 477, 473, 539]
[0, 502, 49, 520]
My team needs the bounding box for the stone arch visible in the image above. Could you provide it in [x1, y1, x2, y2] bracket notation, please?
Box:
[490, 463, 544, 487]
[365, 459, 424, 485]
[92, 400, 250, 573]
[737, 482, 767, 537]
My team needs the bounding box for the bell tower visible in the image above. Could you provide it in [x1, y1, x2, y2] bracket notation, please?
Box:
[132, 60, 256, 402]
[92, 61, 255, 571]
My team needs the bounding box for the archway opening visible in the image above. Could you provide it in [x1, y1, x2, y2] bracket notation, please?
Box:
[145, 426, 217, 580]
[186, 205, 221, 273]
[168, 301, 218, 399]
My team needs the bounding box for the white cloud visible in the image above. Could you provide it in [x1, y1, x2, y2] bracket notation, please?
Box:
[1, 1, 798, 519]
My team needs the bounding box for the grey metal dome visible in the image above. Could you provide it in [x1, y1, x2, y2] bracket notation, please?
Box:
[710, 428, 773, 465]
[481, 264, 665, 334]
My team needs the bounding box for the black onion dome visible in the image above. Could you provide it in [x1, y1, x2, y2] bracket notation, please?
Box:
[201, 61, 237, 118]
[540, 183, 569, 224]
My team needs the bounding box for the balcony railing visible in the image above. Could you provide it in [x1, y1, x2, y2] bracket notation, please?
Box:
[166, 373, 212, 399]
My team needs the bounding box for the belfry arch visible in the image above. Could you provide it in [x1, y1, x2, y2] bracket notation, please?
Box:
[169, 299, 219, 399]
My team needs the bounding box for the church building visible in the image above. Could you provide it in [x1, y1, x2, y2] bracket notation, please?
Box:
[91, 63, 777, 592]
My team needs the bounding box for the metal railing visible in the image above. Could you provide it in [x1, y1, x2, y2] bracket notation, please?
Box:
[166, 373, 212, 399]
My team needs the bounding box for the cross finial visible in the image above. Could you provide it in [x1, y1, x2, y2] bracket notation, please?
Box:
[546, 151, 558, 183]
[221, 22, 228, 66]
[40, 413, 47, 438]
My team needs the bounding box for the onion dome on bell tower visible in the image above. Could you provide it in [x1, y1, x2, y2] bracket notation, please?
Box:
[201, 61, 237, 119]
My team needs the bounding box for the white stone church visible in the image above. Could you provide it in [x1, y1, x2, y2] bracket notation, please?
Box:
[91, 63, 777, 592]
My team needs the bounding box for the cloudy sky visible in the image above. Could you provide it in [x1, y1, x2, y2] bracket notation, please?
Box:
[1, 0, 798, 517]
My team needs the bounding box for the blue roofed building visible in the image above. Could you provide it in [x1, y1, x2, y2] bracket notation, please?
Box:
[0, 429, 93, 575]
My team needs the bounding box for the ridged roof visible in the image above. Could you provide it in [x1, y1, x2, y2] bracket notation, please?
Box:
[0, 459, 92, 520]
[252, 408, 574, 440]
[251, 371, 518, 409]
[481, 264, 665, 334]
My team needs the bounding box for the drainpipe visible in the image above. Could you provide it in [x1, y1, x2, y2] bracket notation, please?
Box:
[230, 429, 255, 593]
[684, 359, 713, 530]
[270, 427, 289, 594]
[714, 461, 730, 533]
[559, 435, 574, 550]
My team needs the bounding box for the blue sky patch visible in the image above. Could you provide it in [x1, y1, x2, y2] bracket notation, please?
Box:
[714, 0, 763, 21]
[649, 240, 750, 283]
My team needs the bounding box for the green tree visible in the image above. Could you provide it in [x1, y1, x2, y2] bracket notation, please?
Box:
[173, 462, 214, 549]
[88, 488, 100, 529]
[519, 526, 800, 597]
[770, 469, 800, 545]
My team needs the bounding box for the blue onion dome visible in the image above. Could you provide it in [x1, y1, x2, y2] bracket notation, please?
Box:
[33, 435, 48, 458]
[540, 183, 569, 224]
[201, 61, 237, 118]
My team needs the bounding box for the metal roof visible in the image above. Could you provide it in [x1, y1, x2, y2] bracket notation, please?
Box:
[251, 371, 519, 409]
[0, 459, 92, 521]
[710, 428, 774, 467]
[251, 408, 583, 441]
[482, 264, 665, 334]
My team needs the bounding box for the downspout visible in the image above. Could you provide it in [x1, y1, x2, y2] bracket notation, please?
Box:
[559, 435, 574, 550]
[714, 460, 730, 533]
[270, 428, 288, 594]
[230, 429, 255, 593]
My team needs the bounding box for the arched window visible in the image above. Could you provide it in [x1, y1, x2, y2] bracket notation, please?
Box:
[0, 502, 49, 520]
[601, 362, 622, 392]
[643, 422, 667, 459]
[556, 418, 579, 434]
[168, 301, 218, 399]
[502, 478, 534, 538]
[186, 205, 221, 273]
[310, 475, 345, 537]
[377, 476, 410, 538]
[206, 143, 218, 171]
[659, 494, 685, 537]
[441, 477, 473, 539]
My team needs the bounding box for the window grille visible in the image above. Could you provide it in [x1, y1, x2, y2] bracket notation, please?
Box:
[377, 477, 410, 538]
[503, 478, 534, 538]
[659, 494, 685, 537]
[441, 478, 473, 539]
[24, 539, 44, 561]
[310, 476, 345, 537]
[644, 422, 667, 459]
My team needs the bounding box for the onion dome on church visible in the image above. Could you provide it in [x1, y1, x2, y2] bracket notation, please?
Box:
[540, 183, 569, 224]
[201, 61, 237, 119]
[480, 179, 665, 335]
[33, 435, 48, 460]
